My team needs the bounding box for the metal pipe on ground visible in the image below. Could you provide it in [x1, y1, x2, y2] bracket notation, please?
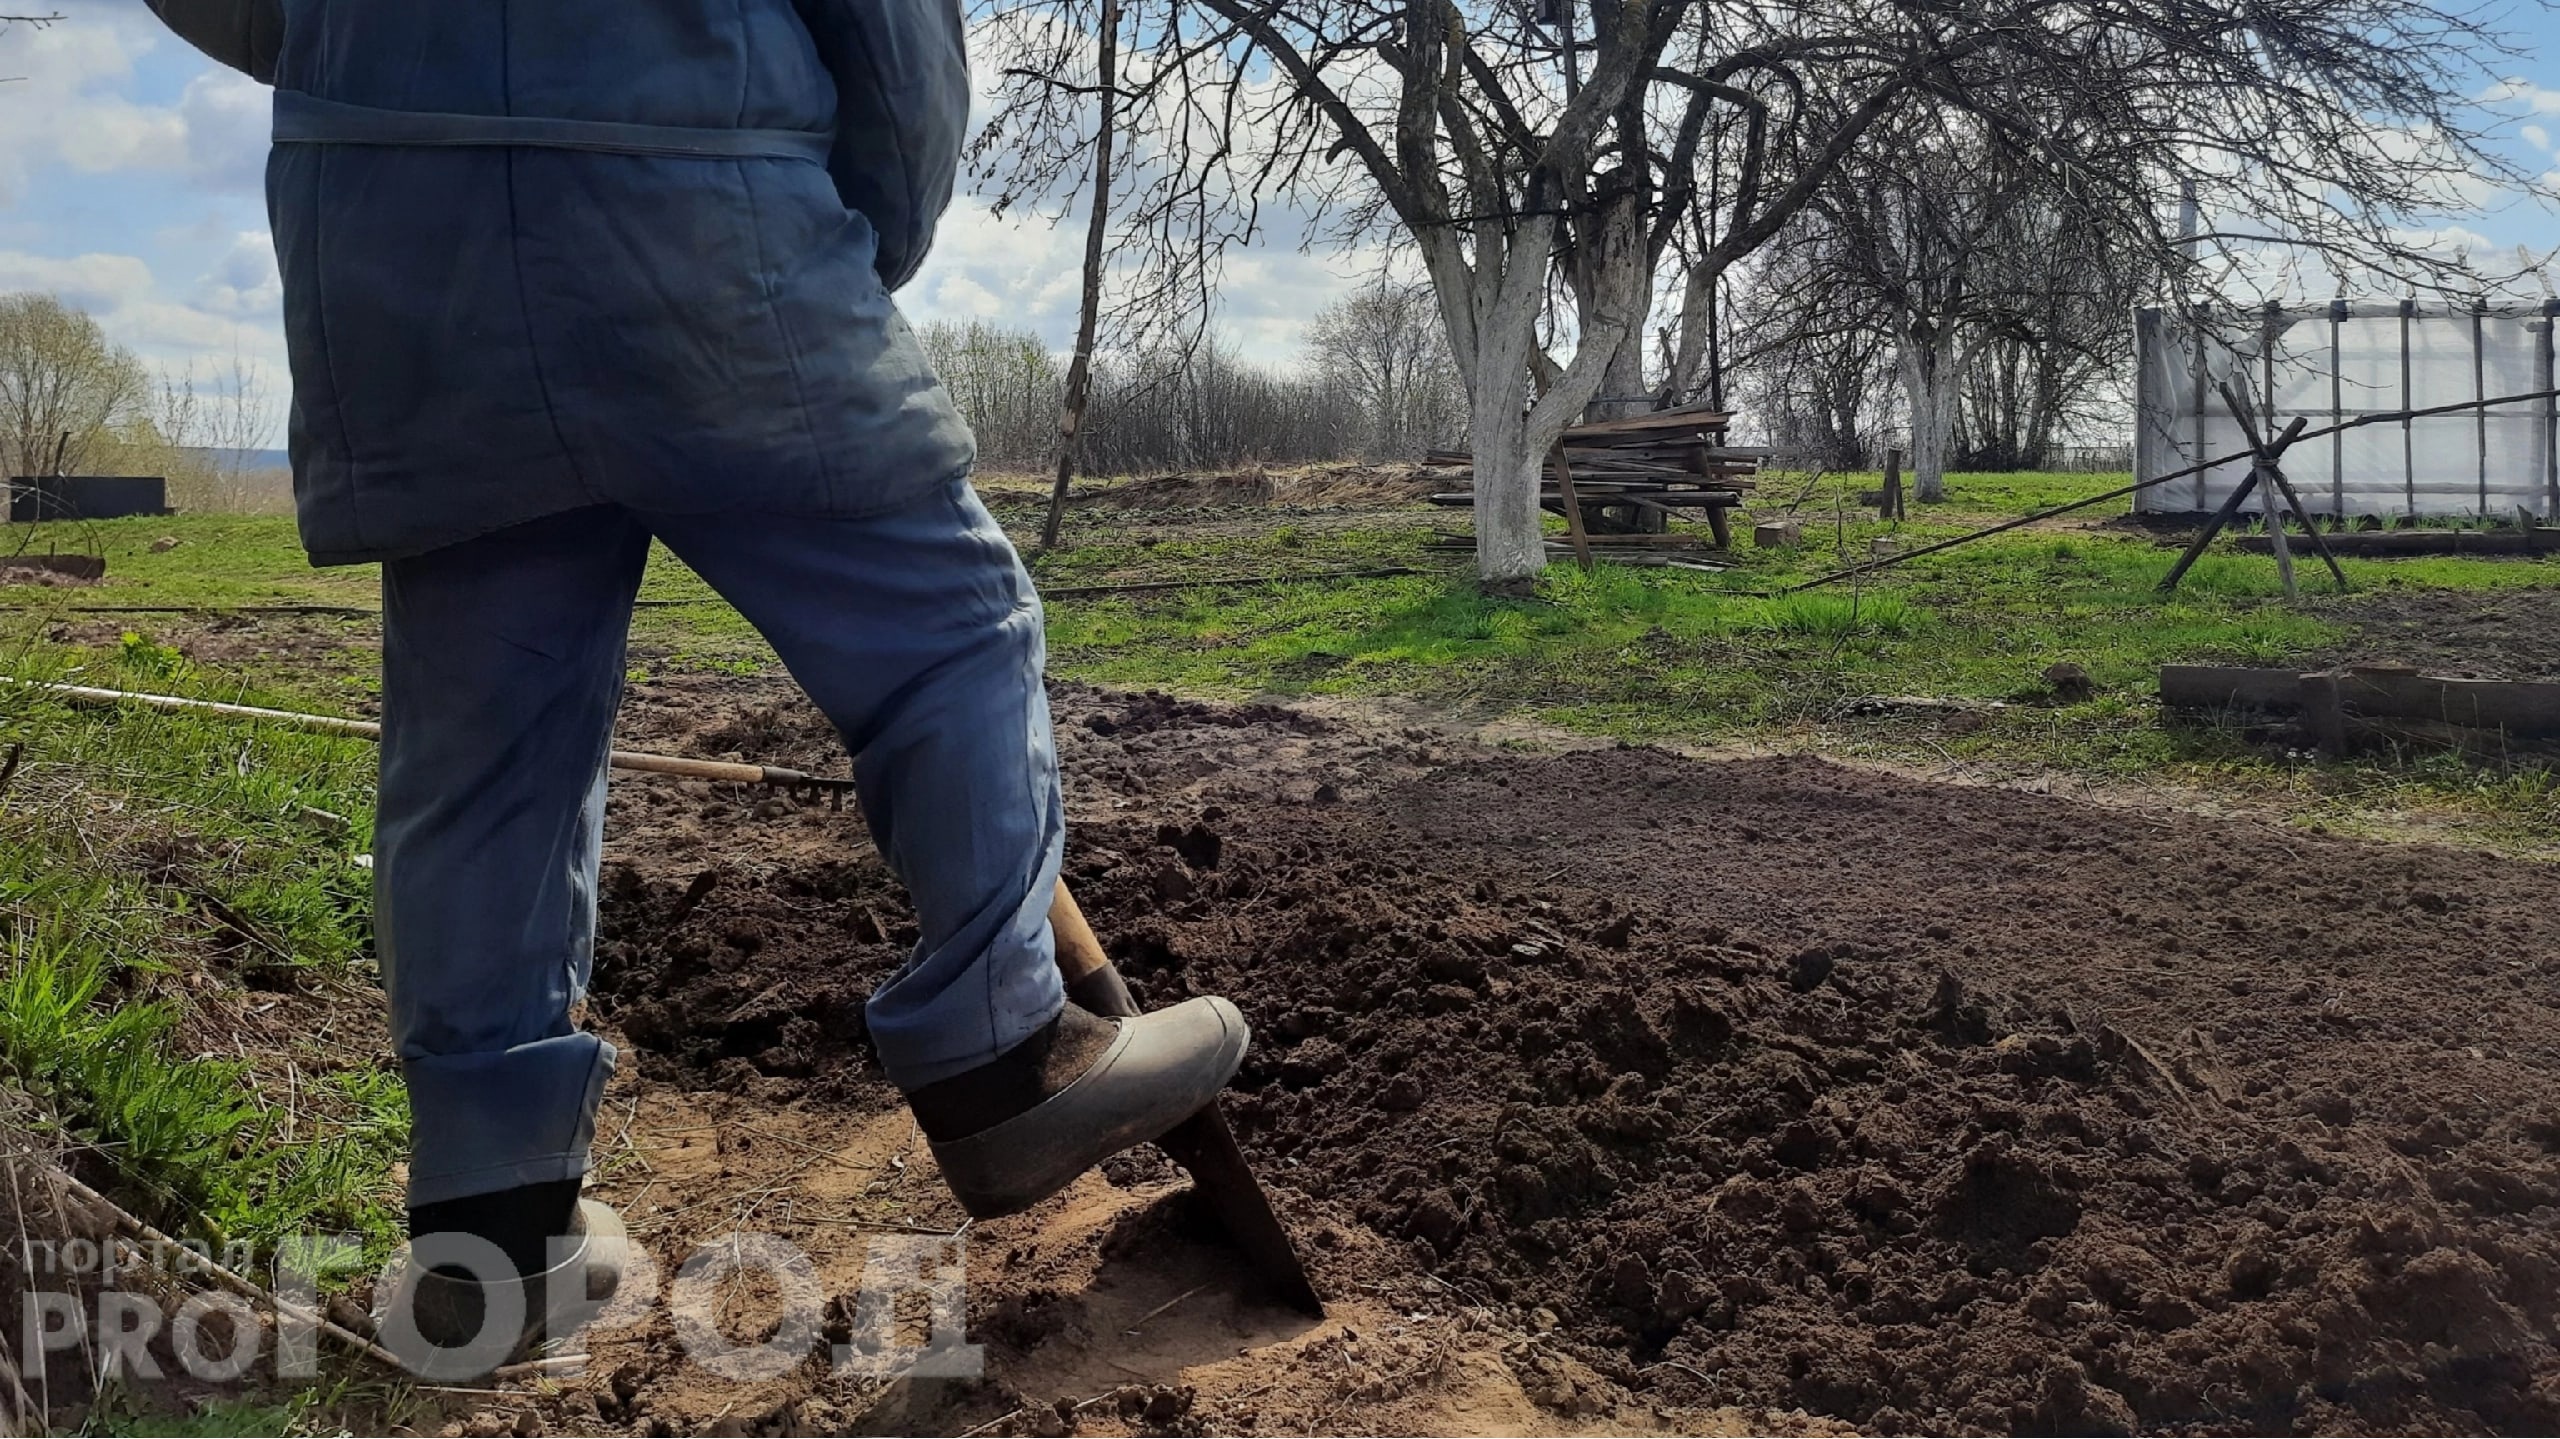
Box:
[0, 678, 857, 800]
[1788, 386, 2560, 594]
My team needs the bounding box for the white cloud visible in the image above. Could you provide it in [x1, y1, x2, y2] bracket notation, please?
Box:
[903, 196, 1084, 339]
[0, 249, 155, 315]
[0, 6, 268, 200]
[191, 229, 280, 319]
[0, 9, 162, 199]
[54, 99, 188, 174]
[179, 67, 274, 192]
[2487, 80, 2560, 116]
[0, 244, 287, 416]
[2526, 124, 2553, 154]
[925, 270, 1006, 320]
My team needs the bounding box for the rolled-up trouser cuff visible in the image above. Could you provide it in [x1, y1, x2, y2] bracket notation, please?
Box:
[403, 1033, 616, 1207]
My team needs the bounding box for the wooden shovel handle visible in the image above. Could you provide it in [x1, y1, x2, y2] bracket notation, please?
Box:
[1047, 880, 1118, 988]
[1042, 878, 1325, 1314]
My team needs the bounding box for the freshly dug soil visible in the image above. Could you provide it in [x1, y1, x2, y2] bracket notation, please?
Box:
[587, 680, 2560, 1435]
[2306, 584, 2560, 679]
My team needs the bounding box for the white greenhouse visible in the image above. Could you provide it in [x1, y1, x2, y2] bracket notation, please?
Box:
[2134, 301, 2560, 518]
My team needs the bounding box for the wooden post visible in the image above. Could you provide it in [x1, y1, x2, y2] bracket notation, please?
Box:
[1037, 0, 1123, 553]
[2539, 298, 2558, 520]
[2164, 396, 2310, 595]
[2475, 295, 2491, 520]
[1550, 443, 1596, 573]
[2330, 297, 2347, 520]
[2158, 467, 2265, 593]
[2260, 300, 2282, 450]
[2263, 468, 2299, 598]
[2264, 463, 2351, 593]
[2401, 297, 2417, 518]
[1881, 447, 1905, 521]
[2300, 670, 2350, 755]
[2216, 381, 2338, 598]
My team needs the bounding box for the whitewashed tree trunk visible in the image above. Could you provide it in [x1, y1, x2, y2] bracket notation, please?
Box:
[1470, 405, 1547, 585]
[1414, 205, 1648, 587]
[1899, 324, 1963, 503]
[1458, 252, 1558, 589]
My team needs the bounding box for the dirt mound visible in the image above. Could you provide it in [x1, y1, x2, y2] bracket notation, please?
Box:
[580, 677, 2560, 1434]
[2306, 585, 2560, 679]
[0, 563, 101, 587]
[1047, 749, 2560, 1433]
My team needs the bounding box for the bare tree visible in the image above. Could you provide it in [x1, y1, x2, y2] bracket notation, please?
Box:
[978, 0, 2551, 583]
[1953, 197, 2150, 472]
[920, 320, 1067, 470]
[1083, 337, 1367, 471]
[1039, 0, 1126, 549]
[1679, 1, 2548, 500]
[922, 319, 1377, 473]
[1723, 245, 1896, 468]
[0, 293, 149, 481]
[1777, 108, 2034, 501]
[976, 0, 1950, 585]
[134, 349, 279, 509]
[1305, 276, 1466, 458]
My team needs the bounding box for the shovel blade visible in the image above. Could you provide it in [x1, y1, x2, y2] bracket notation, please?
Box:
[1156, 1104, 1325, 1317]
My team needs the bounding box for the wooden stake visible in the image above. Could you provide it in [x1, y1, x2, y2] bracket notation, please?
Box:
[2216, 381, 2345, 594]
[2263, 470, 2298, 599]
[1549, 442, 1596, 573]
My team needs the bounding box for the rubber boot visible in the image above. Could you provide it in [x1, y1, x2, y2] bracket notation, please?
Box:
[910, 997, 1250, 1219]
[377, 1198, 628, 1381]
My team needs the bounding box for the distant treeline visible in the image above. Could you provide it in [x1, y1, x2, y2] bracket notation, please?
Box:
[918, 278, 1468, 474]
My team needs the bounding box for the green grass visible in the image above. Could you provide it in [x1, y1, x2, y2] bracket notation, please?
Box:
[1030, 513, 2349, 722]
[0, 629, 405, 1269]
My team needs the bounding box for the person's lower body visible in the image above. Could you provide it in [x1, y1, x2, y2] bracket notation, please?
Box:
[376, 480, 1245, 1295]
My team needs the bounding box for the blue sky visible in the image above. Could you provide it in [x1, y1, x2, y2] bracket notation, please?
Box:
[4, 1, 2557, 442]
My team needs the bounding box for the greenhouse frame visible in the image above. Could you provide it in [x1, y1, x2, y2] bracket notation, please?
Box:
[2134, 300, 2560, 519]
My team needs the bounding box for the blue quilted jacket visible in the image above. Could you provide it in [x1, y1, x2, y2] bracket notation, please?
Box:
[251, 0, 977, 564]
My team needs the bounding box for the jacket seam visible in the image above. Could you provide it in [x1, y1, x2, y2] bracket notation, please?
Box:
[732, 0, 752, 127]
[849, 11, 921, 286]
[494, 0, 589, 498]
[737, 163, 835, 502]
[499, 149, 596, 502]
[307, 157, 374, 554]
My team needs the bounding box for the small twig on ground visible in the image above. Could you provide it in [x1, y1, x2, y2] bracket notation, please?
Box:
[46, 1166, 403, 1369]
[957, 1383, 1148, 1439]
[1123, 1282, 1211, 1335]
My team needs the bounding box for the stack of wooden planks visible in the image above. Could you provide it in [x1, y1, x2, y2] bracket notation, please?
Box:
[1422, 402, 1770, 550]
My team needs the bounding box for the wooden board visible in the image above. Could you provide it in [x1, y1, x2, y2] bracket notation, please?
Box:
[2160, 665, 2306, 711]
[2159, 663, 2560, 737]
[2232, 527, 2560, 557]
